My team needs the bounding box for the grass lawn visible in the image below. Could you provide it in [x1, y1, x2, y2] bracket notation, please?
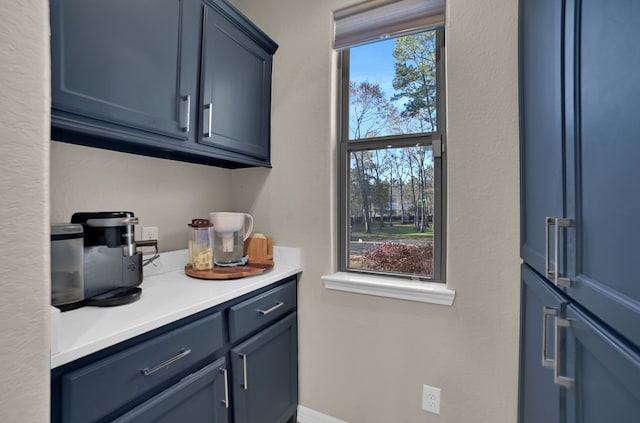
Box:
[351, 222, 433, 238]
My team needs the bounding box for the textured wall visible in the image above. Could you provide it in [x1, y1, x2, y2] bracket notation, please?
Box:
[51, 142, 232, 252]
[231, 0, 521, 422]
[0, 1, 51, 421]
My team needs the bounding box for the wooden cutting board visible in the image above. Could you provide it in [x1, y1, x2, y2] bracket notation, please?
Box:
[184, 260, 274, 280]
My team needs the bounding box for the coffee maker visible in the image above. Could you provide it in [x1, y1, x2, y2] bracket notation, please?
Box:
[71, 211, 143, 306]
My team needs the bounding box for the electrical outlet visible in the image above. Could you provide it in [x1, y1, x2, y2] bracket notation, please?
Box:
[422, 384, 441, 415]
[141, 226, 158, 241]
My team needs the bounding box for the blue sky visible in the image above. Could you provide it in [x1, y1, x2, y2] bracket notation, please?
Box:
[350, 38, 399, 105]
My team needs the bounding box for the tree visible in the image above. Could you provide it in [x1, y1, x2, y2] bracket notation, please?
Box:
[392, 31, 438, 132]
[389, 150, 409, 224]
[348, 31, 439, 235]
[349, 81, 397, 139]
[349, 81, 398, 233]
[402, 146, 434, 232]
[351, 151, 372, 233]
[370, 149, 390, 227]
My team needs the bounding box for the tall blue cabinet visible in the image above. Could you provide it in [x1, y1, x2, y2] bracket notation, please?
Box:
[518, 0, 640, 421]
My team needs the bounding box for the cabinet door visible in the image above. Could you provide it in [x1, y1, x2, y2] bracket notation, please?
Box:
[199, 3, 274, 161]
[59, 311, 224, 423]
[562, 0, 640, 347]
[51, 0, 199, 141]
[519, 0, 566, 275]
[561, 305, 640, 423]
[231, 313, 298, 423]
[518, 265, 566, 423]
[113, 357, 230, 423]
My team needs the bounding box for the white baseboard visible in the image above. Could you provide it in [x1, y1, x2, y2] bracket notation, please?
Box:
[297, 405, 348, 423]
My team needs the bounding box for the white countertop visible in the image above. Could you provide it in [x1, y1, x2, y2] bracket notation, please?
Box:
[51, 246, 303, 369]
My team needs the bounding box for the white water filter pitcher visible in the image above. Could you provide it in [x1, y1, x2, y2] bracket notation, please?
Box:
[208, 212, 254, 265]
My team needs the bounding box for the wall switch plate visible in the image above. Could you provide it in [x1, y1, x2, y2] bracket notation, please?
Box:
[422, 384, 441, 414]
[141, 226, 158, 241]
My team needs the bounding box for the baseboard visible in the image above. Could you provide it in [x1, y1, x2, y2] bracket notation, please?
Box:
[297, 405, 348, 423]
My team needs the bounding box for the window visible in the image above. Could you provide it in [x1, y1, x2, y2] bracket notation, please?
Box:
[337, 26, 446, 282]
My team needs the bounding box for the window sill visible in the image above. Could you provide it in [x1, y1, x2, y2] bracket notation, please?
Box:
[321, 272, 455, 306]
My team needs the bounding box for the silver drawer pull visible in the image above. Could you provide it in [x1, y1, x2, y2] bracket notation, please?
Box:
[142, 349, 191, 376]
[256, 301, 284, 315]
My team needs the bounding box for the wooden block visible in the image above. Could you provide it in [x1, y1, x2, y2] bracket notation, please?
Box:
[244, 233, 274, 262]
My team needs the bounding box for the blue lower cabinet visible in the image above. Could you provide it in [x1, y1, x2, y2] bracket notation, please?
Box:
[51, 278, 298, 423]
[518, 266, 565, 423]
[231, 313, 298, 423]
[113, 358, 230, 423]
[563, 305, 640, 423]
[59, 312, 224, 423]
[519, 264, 640, 423]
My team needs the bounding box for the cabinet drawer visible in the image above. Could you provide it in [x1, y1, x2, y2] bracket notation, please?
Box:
[113, 357, 229, 423]
[229, 279, 296, 343]
[61, 311, 223, 423]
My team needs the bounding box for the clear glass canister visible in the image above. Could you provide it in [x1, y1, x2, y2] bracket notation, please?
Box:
[188, 219, 214, 270]
[51, 223, 84, 306]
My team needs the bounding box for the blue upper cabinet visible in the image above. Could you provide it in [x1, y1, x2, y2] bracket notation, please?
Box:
[51, 0, 199, 143]
[198, 0, 276, 162]
[50, 0, 277, 168]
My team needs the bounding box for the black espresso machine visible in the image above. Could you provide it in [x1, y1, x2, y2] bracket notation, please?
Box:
[71, 211, 143, 306]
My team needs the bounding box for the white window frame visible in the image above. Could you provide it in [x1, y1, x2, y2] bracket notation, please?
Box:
[322, 28, 455, 306]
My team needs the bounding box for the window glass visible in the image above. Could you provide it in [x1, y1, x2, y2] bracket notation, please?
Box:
[349, 145, 435, 277]
[348, 31, 439, 139]
[341, 29, 444, 281]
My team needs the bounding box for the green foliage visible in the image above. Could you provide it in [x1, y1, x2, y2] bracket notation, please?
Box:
[392, 31, 438, 131]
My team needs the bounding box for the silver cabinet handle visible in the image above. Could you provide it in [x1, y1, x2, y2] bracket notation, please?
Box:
[180, 95, 191, 132]
[241, 353, 248, 390]
[203, 103, 213, 137]
[545, 217, 554, 279]
[554, 317, 573, 388]
[542, 306, 557, 368]
[256, 301, 284, 315]
[142, 349, 191, 376]
[220, 368, 229, 408]
[553, 218, 572, 288]
[545, 217, 572, 287]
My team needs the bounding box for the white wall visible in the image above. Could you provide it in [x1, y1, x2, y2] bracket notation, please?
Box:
[231, 0, 521, 422]
[51, 142, 232, 252]
[0, 1, 51, 421]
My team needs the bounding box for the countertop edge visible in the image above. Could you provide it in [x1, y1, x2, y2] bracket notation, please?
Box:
[51, 248, 302, 369]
